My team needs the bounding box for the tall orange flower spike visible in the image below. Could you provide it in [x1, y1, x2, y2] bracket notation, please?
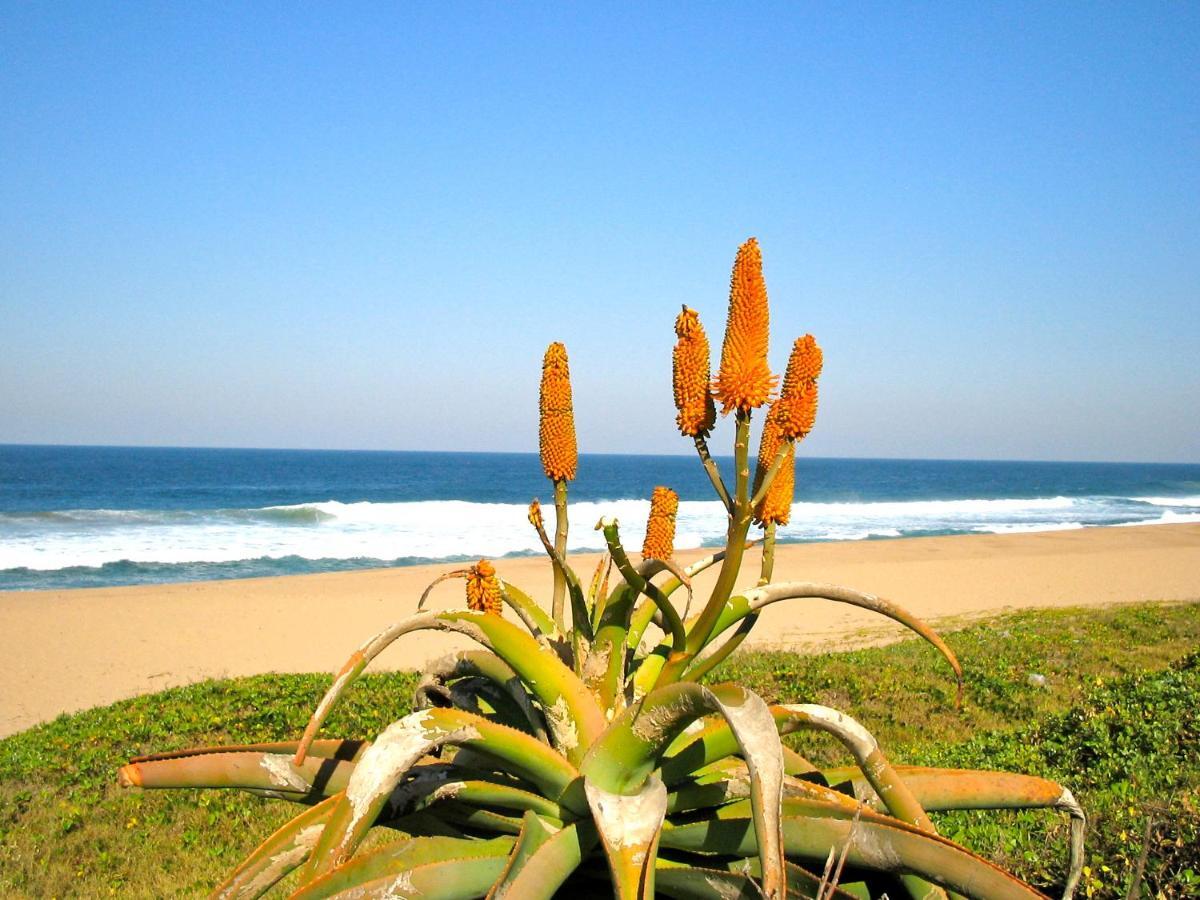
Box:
[715, 237, 776, 414]
[641, 486, 679, 560]
[777, 335, 822, 440]
[465, 560, 503, 616]
[539, 342, 577, 481]
[672, 306, 716, 437]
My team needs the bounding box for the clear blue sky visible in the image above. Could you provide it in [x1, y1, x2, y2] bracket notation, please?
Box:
[2, 4, 1197, 462]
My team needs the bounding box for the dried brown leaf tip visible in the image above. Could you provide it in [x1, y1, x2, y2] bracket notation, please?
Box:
[672, 306, 716, 437]
[465, 560, 503, 615]
[539, 342, 577, 481]
[641, 486, 679, 560]
[715, 237, 777, 415]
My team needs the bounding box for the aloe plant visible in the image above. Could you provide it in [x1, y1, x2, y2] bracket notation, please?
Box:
[119, 238, 1085, 899]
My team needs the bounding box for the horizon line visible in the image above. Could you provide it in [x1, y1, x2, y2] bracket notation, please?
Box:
[1, 441, 1196, 468]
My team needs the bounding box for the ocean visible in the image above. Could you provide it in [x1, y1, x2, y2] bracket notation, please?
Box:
[1, 444, 1198, 591]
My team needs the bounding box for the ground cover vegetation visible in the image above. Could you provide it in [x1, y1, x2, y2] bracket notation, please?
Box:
[2, 601, 1196, 898]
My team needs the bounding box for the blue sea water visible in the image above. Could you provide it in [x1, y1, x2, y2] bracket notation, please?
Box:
[2, 444, 1198, 591]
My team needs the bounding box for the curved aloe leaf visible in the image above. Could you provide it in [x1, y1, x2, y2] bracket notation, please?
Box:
[487, 820, 599, 900]
[583, 681, 785, 900]
[584, 774, 668, 899]
[497, 579, 556, 637]
[486, 811, 557, 898]
[212, 793, 340, 899]
[821, 766, 1084, 900]
[119, 749, 357, 800]
[415, 649, 547, 741]
[303, 707, 581, 879]
[293, 852, 510, 899]
[293, 610, 604, 767]
[703, 582, 964, 704]
[661, 810, 1046, 900]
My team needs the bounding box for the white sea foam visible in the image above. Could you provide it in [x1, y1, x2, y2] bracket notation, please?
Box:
[1130, 495, 1200, 508]
[0, 493, 1194, 574]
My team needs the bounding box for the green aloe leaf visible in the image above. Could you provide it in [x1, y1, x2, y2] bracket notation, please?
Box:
[584, 774, 668, 899]
[292, 852, 510, 899]
[583, 682, 785, 900]
[293, 610, 604, 767]
[487, 811, 559, 899]
[212, 793, 341, 899]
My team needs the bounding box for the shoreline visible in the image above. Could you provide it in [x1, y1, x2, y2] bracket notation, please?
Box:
[2, 522, 1198, 739]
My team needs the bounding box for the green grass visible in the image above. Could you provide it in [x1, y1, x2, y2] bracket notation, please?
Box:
[1, 601, 1197, 898]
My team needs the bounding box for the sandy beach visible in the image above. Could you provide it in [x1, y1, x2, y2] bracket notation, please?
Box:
[2, 522, 1197, 739]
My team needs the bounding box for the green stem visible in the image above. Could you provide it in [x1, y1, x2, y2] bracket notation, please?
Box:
[599, 518, 687, 655]
[552, 479, 569, 630]
[683, 411, 753, 660]
[693, 434, 733, 512]
[759, 521, 776, 585]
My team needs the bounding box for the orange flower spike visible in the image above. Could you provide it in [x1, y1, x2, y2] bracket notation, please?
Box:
[715, 237, 777, 415]
[672, 306, 716, 437]
[641, 486, 679, 560]
[778, 335, 823, 441]
[756, 440, 795, 525]
[539, 342, 577, 481]
[465, 559, 503, 616]
[754, 409, 795, 525]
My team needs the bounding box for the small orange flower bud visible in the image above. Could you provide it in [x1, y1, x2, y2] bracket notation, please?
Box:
[672, 306, 716, 437]
[715, 238, 776, 415]
[641, 486, 679, 560]
[527, 499, 544, 531]
[465, 560, 503, 615]
[539, 342, 577, 481]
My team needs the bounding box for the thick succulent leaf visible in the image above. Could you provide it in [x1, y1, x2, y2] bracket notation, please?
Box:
[401, 779, 565, 822]
[119, 748, 357, 800]
[660, 812, 1047, 900]
[654, 865, 760, 899]
[775, 705, 937, 833]
[486, 811, 558, 899]
[486, 820, 599, 900]
[415, 649, 547, 741]
[497, 579, 556, 636]
[433, 801, 528, 836]
[293, 610, 604, 767]
[820, 766, 1084, 900]
[212, 793, 340, 899]
[583, 682, 785, 900]
[705, 583, 963, 704]
[303, 707, 580, 879]
[292, 853, 510, 899]
[584, 774, 668, 899]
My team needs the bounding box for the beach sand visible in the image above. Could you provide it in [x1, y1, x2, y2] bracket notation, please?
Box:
[2, 522, 1197, 738]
